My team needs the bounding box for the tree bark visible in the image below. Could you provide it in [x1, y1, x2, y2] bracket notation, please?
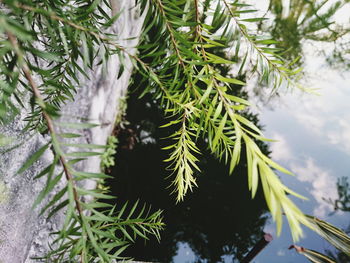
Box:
[0, 1, 145, 262]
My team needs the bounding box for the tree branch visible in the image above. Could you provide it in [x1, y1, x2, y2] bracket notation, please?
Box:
[6, 32, 84, 218]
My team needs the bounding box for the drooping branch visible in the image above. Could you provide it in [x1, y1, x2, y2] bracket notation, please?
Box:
[7, 31, 84, 217]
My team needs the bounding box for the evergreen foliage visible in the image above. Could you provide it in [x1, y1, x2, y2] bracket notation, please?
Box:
[107, 83, 270, 262]
[0, 0, 349, 261]
[135, 0, 309, 241]
[0, 0, 164, 261]
[266, 0, 350, 65]
[101, 135, 118, 170]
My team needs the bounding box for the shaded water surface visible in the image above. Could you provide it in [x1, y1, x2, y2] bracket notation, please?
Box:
[108, 43, 350, 263]
[109, 67, 350, 263]
[109, 92, 269, 262]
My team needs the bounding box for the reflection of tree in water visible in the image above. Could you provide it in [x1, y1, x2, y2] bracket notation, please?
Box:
[325, 177, 350, 262]
[107, 5, 273, 260]
[329, 177, 350, 213]
[109, 79, 270, 262]
[264, 0, 350, 67]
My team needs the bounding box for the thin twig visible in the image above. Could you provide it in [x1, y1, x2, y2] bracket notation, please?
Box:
[6, 32, 84, 218]
[221, 0, 292, 81]
[153, 0, 186, 69]
[9, 0, 184, 107]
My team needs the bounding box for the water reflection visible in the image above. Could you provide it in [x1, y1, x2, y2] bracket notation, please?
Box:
[328, 177, 350, 213]
[257, 0, 350, 68]
[254, 41, 350, 262]
[109, 90, 270, 262]
[107, 2, 350, 260]
[107, 43, 350, 263]
[325, 177, 350, 262]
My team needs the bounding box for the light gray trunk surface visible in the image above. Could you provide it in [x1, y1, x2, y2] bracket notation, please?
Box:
[0, 1, 145, 262]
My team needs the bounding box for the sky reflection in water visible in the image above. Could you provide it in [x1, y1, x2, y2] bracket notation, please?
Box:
[111, 38, 350, 263]
[252, 43, 350, 263]
[173, 43, 350, 262]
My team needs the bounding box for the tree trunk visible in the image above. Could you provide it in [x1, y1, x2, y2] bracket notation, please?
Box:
[0, 1, 145, 262]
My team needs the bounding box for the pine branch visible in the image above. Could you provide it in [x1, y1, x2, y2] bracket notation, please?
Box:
[184, 2, 310, 240]
[165, 109, 200, 201]
[3, 0, 348, 256]
[6, 31, 84, 218]
[10, 2, 106, 43]
[153, 0, 186, 68]
[6, 31, 88, 262]
[222, 0, 300, 89]
[5, 21, 164, 260]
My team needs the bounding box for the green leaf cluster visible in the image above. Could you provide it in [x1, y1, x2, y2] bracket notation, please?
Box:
[132, 0, 311, 240]
[0, 0, 124, 129]
[17, 121, 164, 262]
[267, 0, 350, 64]
[289, 215, 350, 262]
[289, 244, 337, 263]
[1, 0, 349, 260]
[0, 0, 164, 261]
[101, 135, 118, 170]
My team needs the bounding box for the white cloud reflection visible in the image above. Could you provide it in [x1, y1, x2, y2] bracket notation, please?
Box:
[290, 158, 337, 218]
[293, 95, 350, 156]
[291, 41, 350, 156]
[270, 133, 292, 162]
[326, 118, 350, 153]
[270, 131, 340, 218]
[277, 249, 286, 257]
[270, 133, 338, 217]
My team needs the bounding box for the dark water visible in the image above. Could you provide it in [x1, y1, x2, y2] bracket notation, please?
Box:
[108, 45, 350, 263]
[109, 91, 269, 262]
[105, 0, 350, 261]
